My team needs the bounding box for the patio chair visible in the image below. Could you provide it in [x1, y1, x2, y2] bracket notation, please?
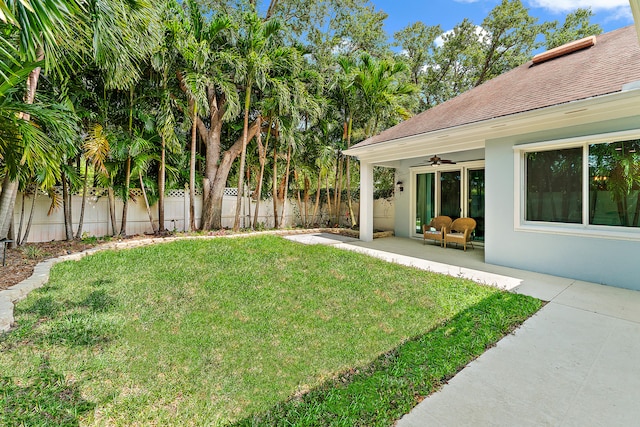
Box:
[444, 217, 476, 251]
[422, 216, 453, 247]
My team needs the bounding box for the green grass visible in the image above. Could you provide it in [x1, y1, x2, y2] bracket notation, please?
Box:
[0, 236, 541, 426]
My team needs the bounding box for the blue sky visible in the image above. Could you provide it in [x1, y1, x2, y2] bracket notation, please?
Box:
[370, 0, 634, 42]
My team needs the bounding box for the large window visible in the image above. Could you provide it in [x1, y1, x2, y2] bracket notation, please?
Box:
[526, 148, 582, 223]
[520, 135, 640, 233]
[589, 140, 640, 228]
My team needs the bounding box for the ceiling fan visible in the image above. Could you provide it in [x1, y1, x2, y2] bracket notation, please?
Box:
[428, 155, 456, 166]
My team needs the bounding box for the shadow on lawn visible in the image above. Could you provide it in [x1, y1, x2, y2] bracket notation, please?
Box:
[16, 288, 120, 347]
[0, 357, 94, 427]
[231, 291, 541, 427]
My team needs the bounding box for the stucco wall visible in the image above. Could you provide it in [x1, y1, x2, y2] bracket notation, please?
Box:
[485, 116, 640, 290]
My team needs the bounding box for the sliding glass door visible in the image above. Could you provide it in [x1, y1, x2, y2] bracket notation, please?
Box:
[440, 171, 461, 219]
[414, 163, 485, 241]
[468, 169, 485, 241]
[415, 173, 435, 234]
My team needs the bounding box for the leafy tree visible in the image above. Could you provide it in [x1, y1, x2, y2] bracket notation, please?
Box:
[472, 0, 545, 87]
[423, 19, 480, 106]
[232, 11, 285, 231]
[393, 22, 442, 111]
[0, 0, 84, 239]
[173, 1, 244, 230]
[544, 8, 602, 50]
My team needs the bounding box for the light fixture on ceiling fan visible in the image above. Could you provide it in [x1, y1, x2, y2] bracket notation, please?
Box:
[428, 155, 456, 166]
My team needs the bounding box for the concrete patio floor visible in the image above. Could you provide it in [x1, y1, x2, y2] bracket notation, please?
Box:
[285, 233, 640, 426]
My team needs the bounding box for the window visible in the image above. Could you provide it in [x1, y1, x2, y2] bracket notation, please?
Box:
[589, 140, 640, 228]
[518, 133, 640, 236]
[526, 148, 582, 223]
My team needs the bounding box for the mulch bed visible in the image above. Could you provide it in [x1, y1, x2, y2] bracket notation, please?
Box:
[1, 240, 100, 291]
[0, 236, 156, 292]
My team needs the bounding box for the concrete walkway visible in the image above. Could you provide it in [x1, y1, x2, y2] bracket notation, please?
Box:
[285, 233, 640, 426]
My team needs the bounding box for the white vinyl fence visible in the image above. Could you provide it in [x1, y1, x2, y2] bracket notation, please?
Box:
[12, 187, 395, 243]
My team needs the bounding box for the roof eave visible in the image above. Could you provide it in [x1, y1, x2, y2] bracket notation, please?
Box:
[344, 89, 640, 164]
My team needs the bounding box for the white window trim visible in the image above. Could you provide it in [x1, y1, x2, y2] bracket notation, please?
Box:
[513, 129, 640, 241]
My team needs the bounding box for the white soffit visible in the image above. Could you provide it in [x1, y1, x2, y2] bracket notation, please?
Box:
[346, 89, 640, 164]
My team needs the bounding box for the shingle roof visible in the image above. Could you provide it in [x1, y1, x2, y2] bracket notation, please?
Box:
[351, 26, 640, 150]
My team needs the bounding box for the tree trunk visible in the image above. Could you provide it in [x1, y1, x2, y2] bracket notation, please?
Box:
[139, 172, 158, 233]
[325, 173, 331, 227]
[189, 104, 197, 231]
[19, 187, 38, 246]
[199, 111, 224, 230]
[304, 175, 310, 227]
[17, 190, 26, 246]
[279, 145, 292, 228]
[62, 172, 73, 241]
[253, 118, 269, 229]
[295, 170, 303, 226]
[272, 135, 279, 229]
[75, 160, 89, 239]
[120, 86, 135, 237]
[345, 115, 356, 227]
[108, 187, 117, 236]
[158, 135, 166, 232]
[311, 169, 322, 226]
[119, 156, 131, 236]
[7, 216, 15, 249]
[335, 156, 344, 226]
[234, 85, 253, 232]
[200, 120, 260, 230]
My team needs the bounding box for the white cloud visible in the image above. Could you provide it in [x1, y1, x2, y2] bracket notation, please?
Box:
[435, 25, 489, 48]
[527, 0, 629, 13]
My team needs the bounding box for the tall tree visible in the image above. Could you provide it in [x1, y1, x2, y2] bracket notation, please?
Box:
[544, 8, 602, 50]
[472, 0, 545, 87]
[393, 22, 441, 111]
[0, 0, 83, 239]
[174, 2, 244, 230]
[232, 12, 284, 231]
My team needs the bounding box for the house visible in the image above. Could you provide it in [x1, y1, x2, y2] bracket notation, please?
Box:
[344, 25, 640, 291]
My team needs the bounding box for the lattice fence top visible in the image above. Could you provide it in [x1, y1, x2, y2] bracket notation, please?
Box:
[224, 188, 238, 196]
[41, 187, 212, 198]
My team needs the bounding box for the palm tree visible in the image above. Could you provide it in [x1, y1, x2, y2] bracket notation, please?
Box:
[150, 16, 181, 232]
[232, 11, 284, 231]
[0, 0, 83, 239]
[172, 2, 241, 230]
[77, 123, 110, 238]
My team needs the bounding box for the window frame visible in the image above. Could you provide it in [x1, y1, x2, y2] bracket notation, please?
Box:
[514, 129, 640, 241]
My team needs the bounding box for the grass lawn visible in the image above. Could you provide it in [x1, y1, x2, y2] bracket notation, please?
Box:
[0, 235, 541, 426]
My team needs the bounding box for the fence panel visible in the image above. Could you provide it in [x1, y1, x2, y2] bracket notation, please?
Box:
[12, 188, 394, 242]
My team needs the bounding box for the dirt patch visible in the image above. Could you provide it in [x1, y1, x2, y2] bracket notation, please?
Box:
[0, 236, 152, 292]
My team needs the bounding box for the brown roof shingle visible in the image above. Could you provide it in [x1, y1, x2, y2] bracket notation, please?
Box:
[352, 26, 640, 149]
